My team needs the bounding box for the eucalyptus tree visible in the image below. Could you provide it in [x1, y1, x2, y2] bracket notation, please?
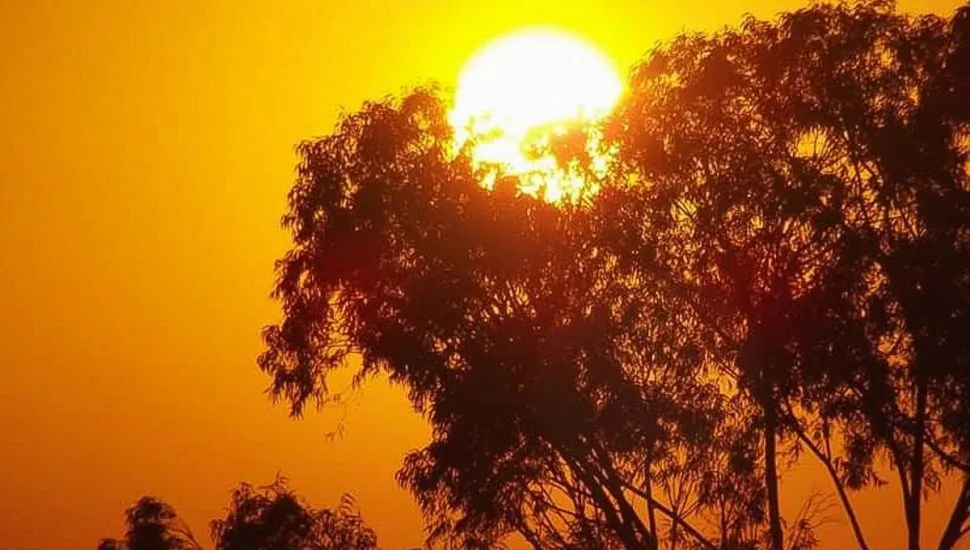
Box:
[259, 3, 970, 550]
[598, 2, 970, 549]
[258, 88, 751, 548]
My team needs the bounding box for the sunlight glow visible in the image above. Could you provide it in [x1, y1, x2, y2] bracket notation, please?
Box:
[451, 29, 623, 202]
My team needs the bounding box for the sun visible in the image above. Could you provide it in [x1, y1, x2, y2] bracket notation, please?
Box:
[451, 29, 623, 202]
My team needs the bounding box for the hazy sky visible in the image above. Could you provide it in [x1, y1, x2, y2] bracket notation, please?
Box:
[1, 1, 965, 548]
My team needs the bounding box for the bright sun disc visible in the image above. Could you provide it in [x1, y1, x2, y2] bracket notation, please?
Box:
[451, 29, 623, 201]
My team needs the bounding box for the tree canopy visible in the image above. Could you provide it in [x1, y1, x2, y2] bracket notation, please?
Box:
[261, 1, 970, 549]
[99, 477, 377, 550]
[211, 476, 378, 550]
[98, 497, 203, 550]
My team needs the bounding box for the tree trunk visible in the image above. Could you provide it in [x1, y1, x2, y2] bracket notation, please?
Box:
[562, 451, 642, 550]
[591, 447, 656, 548]
[645, 461, 659, 550]
[938, 477, 970, 550]
[765, 402, 784, 550]
[907, 378, 927, 550]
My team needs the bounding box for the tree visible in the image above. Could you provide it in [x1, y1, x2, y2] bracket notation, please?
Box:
[258, 88, 757, 548]
[260, 2, 970, 549]
[210, 476, 378, 550]
[98, 497, 203, 550]
[100, 478, 378, 550]
[599, 1, 970, 549]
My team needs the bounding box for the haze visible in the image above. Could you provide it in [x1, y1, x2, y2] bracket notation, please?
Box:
[0, 0, 964, 548]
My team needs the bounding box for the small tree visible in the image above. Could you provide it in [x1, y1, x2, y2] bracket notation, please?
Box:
[210, 476, 378, 550]
[98, 497, 202, 550]
[100, 478, 378, 550]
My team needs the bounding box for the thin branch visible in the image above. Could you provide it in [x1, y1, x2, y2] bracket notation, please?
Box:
[784, 403, 870, 550]
[619, 479, 718, 550]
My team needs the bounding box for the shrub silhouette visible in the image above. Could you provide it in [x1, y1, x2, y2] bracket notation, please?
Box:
[100, 477, 377, 550]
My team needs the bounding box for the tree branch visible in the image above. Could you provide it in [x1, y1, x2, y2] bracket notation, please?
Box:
[784, 402, 870, 550]
[619, 478, 718, 550]
[937, 477, 970, 550]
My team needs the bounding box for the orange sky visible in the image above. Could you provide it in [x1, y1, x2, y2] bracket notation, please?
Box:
[0, 1, 965, 548]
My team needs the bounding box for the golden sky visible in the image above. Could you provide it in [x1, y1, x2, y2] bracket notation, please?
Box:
[0, 1, 965, 548]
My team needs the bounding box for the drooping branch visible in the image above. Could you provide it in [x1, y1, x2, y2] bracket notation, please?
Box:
[783, 402, 870, 550]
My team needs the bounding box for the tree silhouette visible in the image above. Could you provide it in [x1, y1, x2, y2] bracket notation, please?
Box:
[260, 1, 970, 549]
[259, 87, 738, 548]
[211, 476, 378, 550]
[98, 497, 203, 550]
[100, 478, 377, 550]
[599, 2, 970, 549]
[588, 2, 970, 548]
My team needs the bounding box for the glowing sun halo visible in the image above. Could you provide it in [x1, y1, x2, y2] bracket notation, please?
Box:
[451, 29, 623, 201]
